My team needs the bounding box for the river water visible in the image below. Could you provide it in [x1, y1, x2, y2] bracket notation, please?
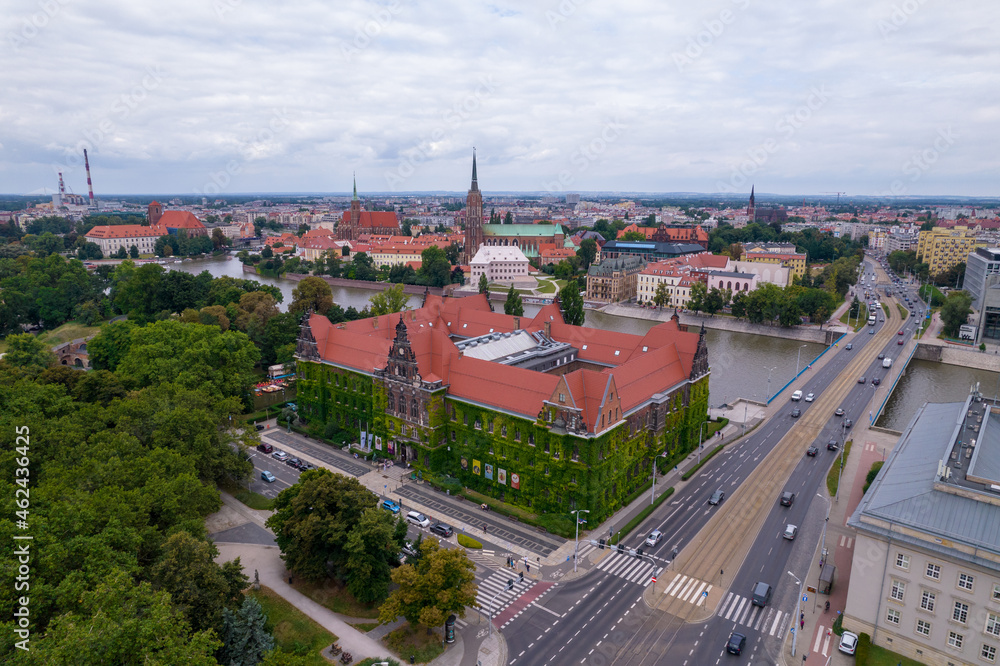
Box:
[169, 257, 985, 425]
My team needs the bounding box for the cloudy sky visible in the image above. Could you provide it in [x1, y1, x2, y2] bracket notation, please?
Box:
[2, 0, 998, 197]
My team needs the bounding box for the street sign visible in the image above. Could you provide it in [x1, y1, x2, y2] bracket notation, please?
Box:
[803, 595, 808, 602]
[651, 576, 657, 583]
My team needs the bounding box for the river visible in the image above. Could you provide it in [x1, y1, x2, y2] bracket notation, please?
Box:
[169, 257, 981, 422]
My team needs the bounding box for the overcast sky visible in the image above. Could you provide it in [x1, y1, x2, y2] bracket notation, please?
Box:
[2, 0, 998, 198]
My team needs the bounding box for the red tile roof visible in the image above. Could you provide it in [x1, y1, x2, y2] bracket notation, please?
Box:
[341, 211, 400, 229]
[158, 210, 205, 230]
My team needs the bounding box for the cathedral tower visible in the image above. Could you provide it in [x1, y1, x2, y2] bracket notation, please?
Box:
[464, 149, 484, 263]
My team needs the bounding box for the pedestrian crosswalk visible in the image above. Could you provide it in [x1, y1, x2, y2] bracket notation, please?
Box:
[662, 573, 713, 605]
[475, 569, 535, 618]
[594, 551, 660, 586]
[812, 623, 834, 656]
[716, 591, 790, 637]
[839, 535, 854, 549]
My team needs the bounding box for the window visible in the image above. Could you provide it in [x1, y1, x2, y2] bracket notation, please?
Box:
[959, 573, 976, 592]
[474, 419, 481, 430]
[949, 631, 964, 649]
[501, 425, 507, 437]
[559, 393, 565, 403]
[994, 584, 1000, 602]
[890, 580, 906, 602]
[488, 421, 493, 434]
[514, 429, 521, 442]
[916, 619, 931, 637]
[895, 553, 910, 570]
[984, 644, 998, 662]
[926, 562, 941, 580]
[528, 433, 534, 446]
[886, 608, 900, 625]
[954, 601, 969, 624]
[463, 414, 468, 425]
[988, 614, 1000, 638]
[921, 591, 936, 612]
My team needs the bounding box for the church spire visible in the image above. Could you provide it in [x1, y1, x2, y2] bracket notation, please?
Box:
[470, 148, 479, 192]
[353, 172, 358, 201]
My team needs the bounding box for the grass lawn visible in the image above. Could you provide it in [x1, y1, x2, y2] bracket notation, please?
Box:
[867, 644, 925, 666]
[295, 577, 381, 619]
[0, 321, 104, 355]
[349, 621, 381, 633]
[896, 303, 908, 319]
[249, 586, 337, 666]
[838, 310, 866, 332]
[383, 624, 446, 664]
[534, 280, 557, 293]
[826, 439, 853, 497]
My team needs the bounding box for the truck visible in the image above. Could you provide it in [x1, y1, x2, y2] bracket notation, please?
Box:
[868, 315, 876, 326]
[882, 357, 892, 369]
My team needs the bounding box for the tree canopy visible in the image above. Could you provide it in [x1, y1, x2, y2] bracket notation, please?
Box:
[378, 537, 476, 628]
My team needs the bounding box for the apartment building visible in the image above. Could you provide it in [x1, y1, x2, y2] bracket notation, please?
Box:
[585, 255, 644, 302]
[916, 226, 986, 276]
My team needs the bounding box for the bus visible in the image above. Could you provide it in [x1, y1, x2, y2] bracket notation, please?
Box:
[868, 315, 876, 326]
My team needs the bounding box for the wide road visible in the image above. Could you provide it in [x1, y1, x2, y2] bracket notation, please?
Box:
[505, 257, 926, 664]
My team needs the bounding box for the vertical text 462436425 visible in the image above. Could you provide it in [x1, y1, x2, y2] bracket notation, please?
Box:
[13, 425, 32, 651]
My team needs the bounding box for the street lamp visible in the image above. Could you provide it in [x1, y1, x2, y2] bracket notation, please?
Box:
[788, 570, 803, 658]
[571, 509, 589, 573]
[816, 492, 832, 589]
[651, 452, 666, 505]
[488, 578, 514, 636]
[796, 344, 808, 377]
[697, 421, 705, 465]
[765, 366, 777, 403]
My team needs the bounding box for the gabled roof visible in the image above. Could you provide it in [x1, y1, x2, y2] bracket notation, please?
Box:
[158, 210, 205, 230]
[342, 210, 400, 229]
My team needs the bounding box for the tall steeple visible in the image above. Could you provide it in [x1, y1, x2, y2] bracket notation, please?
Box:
[464, 148, 484, 264]
[353, 172, 358, 201]
[747, 185, 756, 221]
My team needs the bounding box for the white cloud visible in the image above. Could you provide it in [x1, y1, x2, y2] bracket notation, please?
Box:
[1, 0, 998, 196]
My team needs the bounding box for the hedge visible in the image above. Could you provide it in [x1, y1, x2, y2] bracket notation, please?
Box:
[682, 444, 725, 480]
[856, 632, 871, 663]
[614, 487, 675, 542]
[457, 534, 482, 549]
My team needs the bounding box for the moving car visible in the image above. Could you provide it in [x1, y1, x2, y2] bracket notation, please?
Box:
[406, 511, 430, 528]
[872, 377, 881, 386]
[898, 330, 904, 335]
[261, 471, 276, 483]
[382, 499, 400, 514]
[806, 446, 818, 457]
[645, 530, 664, 547]
[780, 491, 795, 507]
[845, 343, 853, 350]
[790, 408, 801, 418]
[835, 407, 845, 416]
[783, 524, 798, 540]
[877, 353, 885, 359]
[828, 440, 839, 451]
[709, 489, 725, 505]
[805, 393, 815, 402]
[726, 632, 746, 655]
[791, 390, 803, 401]
[858, 377, 866, 384]
[430, 523, 454, 538]
[839, 631, 859, 655]
[844, 419, 853, 428]
[751, 581, 773, 607]
[898, 338, 905, 344]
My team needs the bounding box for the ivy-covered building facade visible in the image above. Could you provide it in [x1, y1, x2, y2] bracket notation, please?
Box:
[295, 293, 709, 522]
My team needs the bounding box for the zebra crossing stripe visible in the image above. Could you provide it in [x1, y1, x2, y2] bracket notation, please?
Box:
[719, 592, 734, 617]
[665, 573, 684, 595]
[770, 610, 782, 636]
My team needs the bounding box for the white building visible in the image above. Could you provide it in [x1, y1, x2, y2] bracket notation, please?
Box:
[732, 260, 790, 287]
[468, 245, 530, 286]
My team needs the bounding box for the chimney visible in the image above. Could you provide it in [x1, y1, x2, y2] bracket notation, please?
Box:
[513, 316, 520, 329]
[544, 321, 551, 338]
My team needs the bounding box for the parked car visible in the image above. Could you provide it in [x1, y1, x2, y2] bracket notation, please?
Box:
[272, 450, 288, 461]
[286, 457, 302, 469]
[726, 632, 746, 655]
[430, 523, 454, 538]
[835, 407, 845, 416]
[257, 443, 273, 454]
[406, 511, 430, 528]
[401, 541, 418, 557]
[299, 462, 316, 472]
[255, 424, 265, 431]
[783, 524, 798, 540]
[780, 491, 795, 507]
[806, 446, 818, 457]
[709, 489, 725, 505]
[645, 530, 664, 547]
[261, 471, 276, 483]
[382, 499, 401, 514]
[839, 631, 859, 655]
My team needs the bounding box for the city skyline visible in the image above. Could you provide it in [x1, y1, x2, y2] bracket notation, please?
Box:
[3, 1, 998, 197]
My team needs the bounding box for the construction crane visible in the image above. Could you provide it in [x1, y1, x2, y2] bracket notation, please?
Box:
[822, 191, 846, 205]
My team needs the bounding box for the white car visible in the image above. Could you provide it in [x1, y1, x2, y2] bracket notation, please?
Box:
[783, 524, 798, 540]
[804, 393, 815, 402]
[645, 530, 663, 547]
[839, 631, 859, 655]
[406, 511, 430, 528]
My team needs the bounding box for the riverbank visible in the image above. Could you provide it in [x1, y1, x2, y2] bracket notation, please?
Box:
[599, 303, 841, 345]
[916, 341, 1000, 372]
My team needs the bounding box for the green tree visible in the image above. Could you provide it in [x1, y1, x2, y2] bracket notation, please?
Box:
[558, 281, 585, 326]
[730, 290, 747, 319]
[369, 283, 410, 316]
[445, 242, 461, 266]
[940, 290, 973, 337]
[417, 245, 451, 288]
[129, 244, 139, 258]
[478, 272, 488, 295]
[504, 211, 513, 224]
[704, 287, 725, 315]
[219, 596, 276, 666]
[265, 469, 379, 581]
[378, 538, 476, 628]
[261, 245, 273, 259]
[151, 532, 248, 633]
[344, 508, 409, 603]
[351, 252, 378, 281]
[88, 319, 139, 371]
[2, 333, 56, 370]
[620, 231, 647, 242]
[653, 282, 669, 309]
[688, 281, 707, 313]
[577, 238, 598, 269]
[504, 284, 524, 316]
[289, 276, 333, 315]
[115, 245, 128, 259]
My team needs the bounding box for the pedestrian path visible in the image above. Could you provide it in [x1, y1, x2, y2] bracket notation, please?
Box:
[594, 550, 660, 586]
[662, 572, 713, 605]
[716, 592, 790, 638]
[476, 570, 536, 619]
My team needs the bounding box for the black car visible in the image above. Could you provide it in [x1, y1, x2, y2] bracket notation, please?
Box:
[780, 491, 795, 507]
[872, 377, 881, 386]
[255, 424, 265, 431]
[790, 408, 801, 418]
[877, 353, 885, 360]
[299, 462, 316, 472]
[430, 523, 454, 538]
[726, 632, 746, 655]
[806, 446, 819, 457]
[828, 440, 839, 451]
[286, 457, 302, 469]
